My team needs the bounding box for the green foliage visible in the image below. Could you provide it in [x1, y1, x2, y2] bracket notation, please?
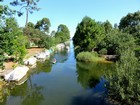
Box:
[35, 17, 51, 33]
[76, 62, 113, 89]
[73, 16, 105, 51]
[103, 20, 113, 34]
[55, 24, 70, 44]
[0, 17, 27, 65]
[0, 5, 15, 19]
[10, 0, 40, 26]
[119, 11, 140, 60]
[38, 35, 55, 49]
[11, 34, 27, 63]
[76, 51, 104, 62]
[23, 22, 40, 48]
[105, 49, 140, 104]
[98, 30, 136, 55]
[23, 20, 55, 49]
[119, 11, 140, 45]
[0, 49, 5, 69]
[0, 4, 16, 69]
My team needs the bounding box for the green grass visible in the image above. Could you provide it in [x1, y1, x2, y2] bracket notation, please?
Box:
[76, 51, 105, 62]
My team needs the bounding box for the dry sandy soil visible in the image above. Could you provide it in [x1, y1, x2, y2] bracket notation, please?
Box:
[3, 48, 43, 70]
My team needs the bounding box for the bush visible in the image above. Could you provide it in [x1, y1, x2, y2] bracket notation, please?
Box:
[105, 49, 140, 104]
[76, 51, 103, 62]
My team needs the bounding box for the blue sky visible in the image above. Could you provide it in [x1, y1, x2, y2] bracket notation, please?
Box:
[1, 0, 140, 37]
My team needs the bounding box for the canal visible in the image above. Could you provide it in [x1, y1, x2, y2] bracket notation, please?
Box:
[1, 41, 113, 105]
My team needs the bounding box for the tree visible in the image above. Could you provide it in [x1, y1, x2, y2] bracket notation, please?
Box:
[73, 16, 105, 51]
[0, 4, 15, 69]
[35, 17, 51, 33]
[10, 0, 40, 27]
[98, 30, 136, 55]
[0, 18, 27, 65]
[119, 11, 140, 45]
[23, 22, 35, 38]
[103, 20, 113, 34]
[0, 5, 15, 19]
[55, 24, 70, 44]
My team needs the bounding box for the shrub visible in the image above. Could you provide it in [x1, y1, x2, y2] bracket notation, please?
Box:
[76, 51, 103, 62]
[105, 49, 140, 104]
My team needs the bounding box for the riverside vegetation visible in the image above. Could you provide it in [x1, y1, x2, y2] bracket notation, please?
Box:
[73, 12, 140, 104]
[0, 1, 70, 70]
[0, 0, 70, 102]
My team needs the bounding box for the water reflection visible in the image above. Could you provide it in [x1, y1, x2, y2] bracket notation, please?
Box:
[54, 50, 69, 63]
[72, 91, 109, 105]
[21, 83, 44, 105]
[73, 62, 113, 105]
[76, 62, 112, 89]
[1, 78, 44, 105]
[0, 41, 115, 105]
[32, 60, 53, 74]
[0, 82, 10, 103]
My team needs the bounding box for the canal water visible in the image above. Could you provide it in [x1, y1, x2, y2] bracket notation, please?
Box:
[1, 41, 113, 105]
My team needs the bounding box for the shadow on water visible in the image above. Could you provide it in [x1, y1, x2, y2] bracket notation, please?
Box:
[72, 92, 111, 105]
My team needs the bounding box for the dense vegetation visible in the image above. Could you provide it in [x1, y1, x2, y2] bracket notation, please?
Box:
[73, 11, 140, 104]
[73, 16, 105, 52]
[0, 1, 70, 69]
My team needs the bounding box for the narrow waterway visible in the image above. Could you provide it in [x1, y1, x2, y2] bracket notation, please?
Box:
[1, 41, 113, 105]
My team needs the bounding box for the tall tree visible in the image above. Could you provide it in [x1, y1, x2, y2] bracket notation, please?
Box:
[35, 17, 51, 33]
[55, 24, 70, 43]
[73, 16, 105, 51]
[10, 0, 40, 27]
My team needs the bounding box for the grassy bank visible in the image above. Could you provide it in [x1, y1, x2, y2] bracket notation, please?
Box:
[76, 51, 107, 62]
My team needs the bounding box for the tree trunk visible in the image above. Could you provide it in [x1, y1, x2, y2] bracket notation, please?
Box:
[25, 8, 28, 28]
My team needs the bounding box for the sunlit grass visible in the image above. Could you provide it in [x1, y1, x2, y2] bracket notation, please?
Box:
[76, 51, 107, 62]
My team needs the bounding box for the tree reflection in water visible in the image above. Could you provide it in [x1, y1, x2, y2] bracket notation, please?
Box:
[21, 83, 44, 105]
[76, 62, 112, 89]
[54, 50, 69, 63]
[34, 60, 52, 73]
[73, 62, 114, 105]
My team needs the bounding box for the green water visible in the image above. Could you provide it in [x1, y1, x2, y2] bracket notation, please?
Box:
[1, 42, 114, 105]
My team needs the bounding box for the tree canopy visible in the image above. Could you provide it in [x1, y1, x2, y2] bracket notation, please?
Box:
[35, 17, 51, 33]
[73, 16, 105, 51]
[0, 18, 27, 65]
[119, 11, 140, 45]
[10, 0, 40, 27]
[55, 24, 70, 43]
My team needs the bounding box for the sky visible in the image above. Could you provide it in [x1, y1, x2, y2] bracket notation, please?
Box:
[1, 0, 140, 37]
